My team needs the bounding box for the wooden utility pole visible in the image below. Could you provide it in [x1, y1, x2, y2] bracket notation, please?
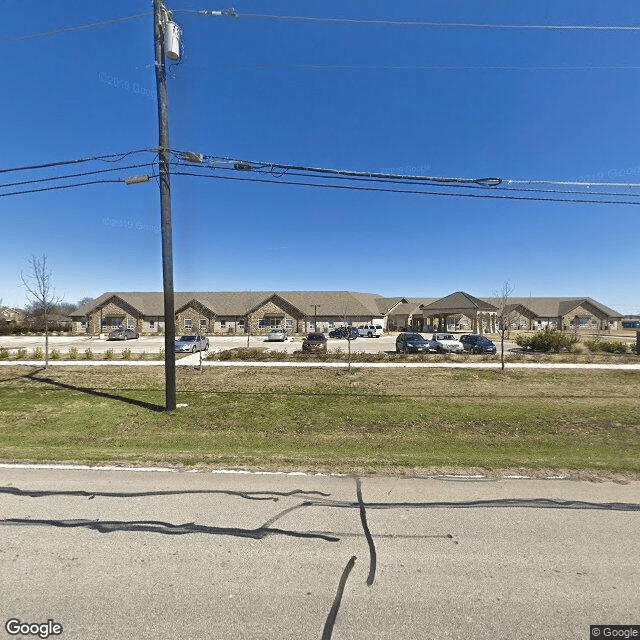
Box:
[153, 0, 176, 410]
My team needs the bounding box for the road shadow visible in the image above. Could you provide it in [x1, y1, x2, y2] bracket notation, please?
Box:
[23, 368, 165, 412]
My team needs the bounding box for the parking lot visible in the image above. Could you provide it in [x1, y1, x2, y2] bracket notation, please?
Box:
[0, 333, 517, 356]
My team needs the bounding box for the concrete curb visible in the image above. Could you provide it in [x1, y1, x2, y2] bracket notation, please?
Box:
[2, 360, 640, 369]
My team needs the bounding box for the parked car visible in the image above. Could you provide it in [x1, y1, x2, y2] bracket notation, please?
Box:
[267, 329, 287, 342]
[431, 333, 464, 353]
[357, 324, 384, 338]
[329, 326, 358, 339]
[460, 334, 497, 354]
[396, 332, 436, 354]
[175, 334, 209, 353]
[107, 327, 139, 341]
[302, 332, 328, 353]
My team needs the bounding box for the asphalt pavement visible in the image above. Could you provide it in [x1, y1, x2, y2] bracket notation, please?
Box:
[1, 466, 638, 640]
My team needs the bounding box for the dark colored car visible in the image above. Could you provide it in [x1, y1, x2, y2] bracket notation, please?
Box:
[302, 332, 328, 353]
[108, 327, 139, 340]
[329, 326, 358, 340]
[460, 334, 497, 354]
[395, 332, 435, 354]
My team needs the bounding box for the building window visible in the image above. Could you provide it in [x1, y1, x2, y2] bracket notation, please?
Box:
[200, 319, 207, 330]
[270, 317, 282, 329]
[286, 319, 293, 329]
[184, 318, 192, 330]
[149, 319, 155, 329]
[238, 318, 245, 326]
[101, 318, 107, 329]
[127, 319, 135, 329]
[112, 318, 122, 328]
[258, 319, 266, 329]
[220, 320, 227, 329]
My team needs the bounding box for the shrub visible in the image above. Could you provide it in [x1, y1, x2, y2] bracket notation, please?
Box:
[122, 349, 132, 360]
[32, 347, 43, 360]
[515, 328, 578, 353]
[154, 349, 165, 360]
[16, 348, 27, 359]
[217, 347, 270, 361]
[68, 346, 78, 360]
[0, 348, 8, 359]
[104, 349, 115, 360]
[83, 348, 94, 360]
[50, 349, 61, 360]
[584, 339, 629, 354]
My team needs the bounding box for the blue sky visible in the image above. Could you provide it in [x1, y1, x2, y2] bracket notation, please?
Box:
[2, 1, 640, 313]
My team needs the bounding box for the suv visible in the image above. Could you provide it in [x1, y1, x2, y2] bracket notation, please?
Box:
[302, 332, 328, 353]
[357, 324, 384, 338]
[329, 326, 358, 339]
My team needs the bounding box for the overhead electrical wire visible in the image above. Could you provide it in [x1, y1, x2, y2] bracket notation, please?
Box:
[0, 149, 156, 175]
[0, 163, 156, 190]
[169, 169, 640, 206]
[170, 150, 640, 190]
[186, 9, 640, 32]
[0, 178, 156, 199]
[0, 13, 152, 46]
[4, 148, 640, 205]
[169, 162, 640, 200]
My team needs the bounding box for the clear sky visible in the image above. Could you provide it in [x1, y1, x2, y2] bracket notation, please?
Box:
[2, 1, 640, 313]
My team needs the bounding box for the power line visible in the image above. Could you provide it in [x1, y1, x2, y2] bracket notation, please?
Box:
[170, 170, 640, 206]
[0, 163, 156, 189]
[170, 150, 640, 189]
[186, 9, 640, 32]
[183, 62, 640, 72]
[4, 148, 640, 205]
[0, 150, 156, 175]
[0, 13, 152, 46]
[183, 163, 640, 199]
[0, 178, 156, 198]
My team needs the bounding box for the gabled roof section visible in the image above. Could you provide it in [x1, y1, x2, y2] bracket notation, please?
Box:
[69, 292, 156, 317]
[484, 297, 622, 319]
[276, 291, 384, 317]
[421, 291, 497, 314]
[374, 296, 408, 315]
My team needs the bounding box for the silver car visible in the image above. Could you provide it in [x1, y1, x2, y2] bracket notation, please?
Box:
[266, 329, 287, 342]
[175, 334, 209, 353]
[108, 327, 139, 341]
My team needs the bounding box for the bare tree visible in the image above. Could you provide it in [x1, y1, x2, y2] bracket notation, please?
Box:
[21, 255, 61, 367]
[241, 292, 261, 347]
[336, 297, 357, 371]
[494, 280, 517, 371]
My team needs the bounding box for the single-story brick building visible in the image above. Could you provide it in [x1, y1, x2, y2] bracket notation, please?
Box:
[69, 291, 622, 335]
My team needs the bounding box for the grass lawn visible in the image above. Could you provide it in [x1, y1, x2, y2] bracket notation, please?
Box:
[1, 365, 639, 477]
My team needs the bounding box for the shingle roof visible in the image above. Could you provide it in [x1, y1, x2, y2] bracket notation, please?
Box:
[484, 297, 622, 319]
[421, 291, 498, 314]
[69, 292, 623, 321]
[70, 291, 390, 318]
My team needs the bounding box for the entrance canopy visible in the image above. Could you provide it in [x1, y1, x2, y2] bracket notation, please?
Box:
[420, 291, 498, 334]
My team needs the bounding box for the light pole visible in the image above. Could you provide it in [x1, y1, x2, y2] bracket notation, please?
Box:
[310, 304, 320, 332]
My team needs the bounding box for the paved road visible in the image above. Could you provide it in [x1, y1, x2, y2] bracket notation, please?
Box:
[1, 466, 638, 639]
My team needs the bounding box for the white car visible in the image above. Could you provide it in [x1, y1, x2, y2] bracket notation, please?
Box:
[431, 333, 464, 353]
